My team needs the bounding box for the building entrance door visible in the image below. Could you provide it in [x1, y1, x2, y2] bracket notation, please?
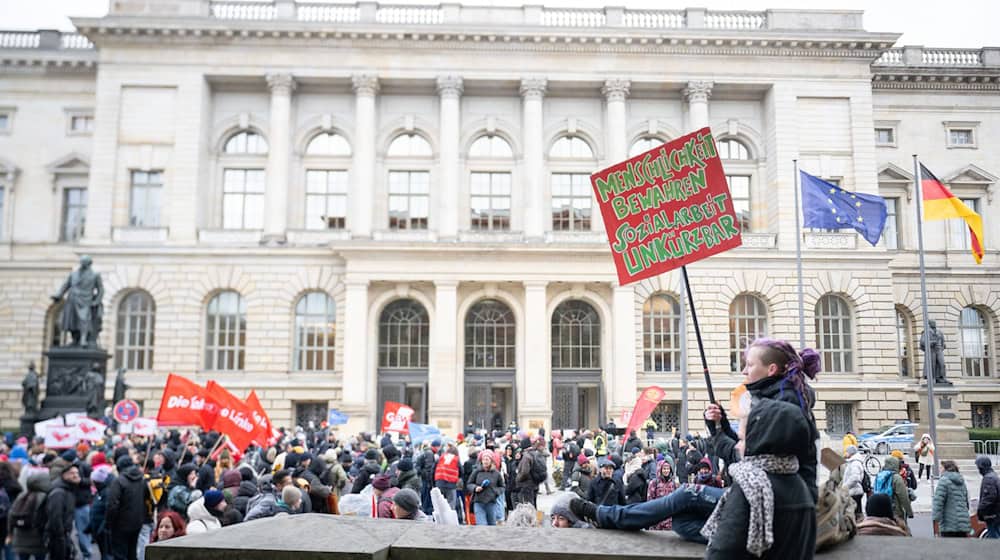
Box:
[552, 371, 602, 431]
[377, 375, 427, 425]
[464, 375, 514, 432]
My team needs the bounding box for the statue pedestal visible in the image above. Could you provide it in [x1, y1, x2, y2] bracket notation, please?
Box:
[915, 385, 974, 461]
[27, 346, 110, 434]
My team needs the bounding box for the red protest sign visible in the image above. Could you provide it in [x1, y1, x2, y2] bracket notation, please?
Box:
[156, 374, 219, 429]
[245, 390, 273, 446]
[380, 401, 415, 434]
[206, 381, 257, 452]
[591, 127, 742, 285]
[624, 386, 667, 439]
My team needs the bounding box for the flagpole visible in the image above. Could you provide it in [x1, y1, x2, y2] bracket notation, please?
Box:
[681, 266, 716, 405]
[679, 272, 689, 438]
[793, 160, 806, 348]
[912, 154, 940, 479]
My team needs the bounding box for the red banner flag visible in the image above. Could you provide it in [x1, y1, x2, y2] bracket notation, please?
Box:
[245, 390, 273, 446]
[380, 401, 415, 434]
[156, 374, 219, 429]
[206, 381, 257, 452]
[590, 127, 742, 285]
[625, 386, 667, 439]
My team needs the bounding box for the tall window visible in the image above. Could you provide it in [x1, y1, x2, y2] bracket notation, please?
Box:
[470, 172, 511, 231]
[643, 294, 681, 373]
[378, 299, 429, 368]
[305, 170, 348, 230]
[960, 306, 990, 377]
[729, 294, 768, 372]
[896, 307, 911, 377]
[972, 404, 994, 429]
[552, 300, 600, 369]
[129, 170, 162, 227]
[815, 294, 852, 373]
[61, 187, 87, 241]
[726, 175, 751, 233]
[204, 291, 246, 371]
[115, 291, 155, 370]
[388, 171, 430, 230]
[629, 136, 666, 157]
[719, 138, 754, 231]
[825, 403, 854, 435]
[294, 291, 335, 371]
[465, 299, 515, 368]
[949, 198, 980, 250]
[551, 173, 591, 231]
[221, 130, 267, 229]
[883, 197, 901, 249]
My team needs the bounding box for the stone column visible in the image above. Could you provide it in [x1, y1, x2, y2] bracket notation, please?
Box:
[612, 285, 638, 415]
[683, 80, 713, 130]
[521, 281, 549, 426]
[83, 74, 122, 243]
[340, 279, 370, 433]
[600, 78, 631, 232]
[436, 76, 463, 239]
[167, 74, 209, 243]
[351, 74, 379, 238]
[263, 73, 295, 244]
[430, 281, 460, 432]
[520, 78, 547, 239]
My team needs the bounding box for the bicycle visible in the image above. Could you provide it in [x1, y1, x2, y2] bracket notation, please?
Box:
[855, 443, 882, 476]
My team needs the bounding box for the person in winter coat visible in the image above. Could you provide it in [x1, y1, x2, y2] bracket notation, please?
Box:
[470, 450, 504, 526]
[587, 459, 625, 506]
[693, 457, 722, 488]
[390, 488, 430, 522]
[891, 450, 918, 493]
[842, 431, 858, 457]
[88, 466, 114, 559]
[289, 453, 332, 514]
[914, 434, 935, 480]
[932, 460, 971, 537]
[515, 438, 543, 507]
[645, 458, 678, 531]
[856, 493, 909, 536]
[434, 446, 462, 515]
[45, 462, 79, 560]
[8, 473, 50, 560]
[550, 494, 590, 528]
[561, 442, 580, 490]
[976, 456, 1000, 538]
[149, 510, 186, 543]
[701, 398, 816, 560]
[840, 446, 866, 522]
[392, 457, 421, 493]
[878, 456, 913, 530]
[60, 451, 94, 560]
[167, 463, 199, 518]
[233, 470, 260, 517]
[106, 455, 150, 560]
[351, 449, 383, 494]
[569, 454, 594, 499]
[185, 491, 224, 534]
[623, 454, 649, 504]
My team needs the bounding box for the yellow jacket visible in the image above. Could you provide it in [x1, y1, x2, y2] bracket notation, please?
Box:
[842, 433, 858, 455]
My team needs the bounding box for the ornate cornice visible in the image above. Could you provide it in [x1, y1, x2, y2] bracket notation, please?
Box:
[871, 72, 1000, 91]
[519, 77, 547, 100]
[435, 75, 463, 99]
[265, 72, 296, 94]
[683, 80, 714, 103]
[351, 74, 379, 96]
[601, 78, 631, 102]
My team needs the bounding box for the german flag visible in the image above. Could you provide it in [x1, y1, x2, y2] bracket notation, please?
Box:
[920, 163, 984, 264]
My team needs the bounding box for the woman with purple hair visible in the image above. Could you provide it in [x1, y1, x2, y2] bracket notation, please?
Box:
[704, 337, 822, 502]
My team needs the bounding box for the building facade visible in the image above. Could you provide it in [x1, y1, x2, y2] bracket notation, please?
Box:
[0, 1, 998, 436]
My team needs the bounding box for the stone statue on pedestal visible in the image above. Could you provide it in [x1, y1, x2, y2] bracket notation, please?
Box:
[85, 362, 105, 418]
[50, 255, 104, 347]
[21, 362, 40, 415]
[919, 319, 949, 385]
[112, 367, 129, 404]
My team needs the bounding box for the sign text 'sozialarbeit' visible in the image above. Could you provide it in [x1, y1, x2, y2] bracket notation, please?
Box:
[591, 127, 742, 285]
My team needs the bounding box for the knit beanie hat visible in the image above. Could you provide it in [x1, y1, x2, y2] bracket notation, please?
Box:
[397, 457, 414, 472]
[392, 488, 420, 514]
[577, 454, 589, 466]
[865, 492, 894, 519]
[92, 464, 113, 485]
[890, 450, 904, 460]
[549, 494, 583, 526]
[116, 454, 134, 472]
[203, 489, 224, 509]
[372, 474, 391, 491]
[364, 448, 379, 461]
[222, 469, 242, 489]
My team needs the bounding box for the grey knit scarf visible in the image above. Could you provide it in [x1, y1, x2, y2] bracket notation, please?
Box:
[700, 454, 799, 557]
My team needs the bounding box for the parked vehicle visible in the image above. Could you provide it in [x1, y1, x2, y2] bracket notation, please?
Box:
[858, 422, 916, 455]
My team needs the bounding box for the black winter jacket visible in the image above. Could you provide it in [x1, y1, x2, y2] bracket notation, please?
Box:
[73, 461, 94, 507]
[106, 465, 149, 534]
[587, 475, 625, 506]
[977, 459, 1000, 521]
[46, 479, 76, 560]
[471, 469, 504, 504]
[9, 474, 49, 556]
[624, 469, 648, 504]
[351, 461, 382, 494]
[233, 480, 259, 516]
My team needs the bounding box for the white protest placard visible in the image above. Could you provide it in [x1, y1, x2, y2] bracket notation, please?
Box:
[76, 418, 107, 442]
[35, 417, 64, 437]
[45, 425, 80, 449]
[64, 412, 89, 426]
[132, 417, 158, 436]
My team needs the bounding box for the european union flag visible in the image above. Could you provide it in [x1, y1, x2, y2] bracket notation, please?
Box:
[800, 171, 887, 246]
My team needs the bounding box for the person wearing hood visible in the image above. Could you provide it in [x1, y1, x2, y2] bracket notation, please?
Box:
[167, 463, 200, 518]
[932, 460, 971, 537]
[45, 461, 79, 560]
[840, 446, 866, 522]
[645, 457, 678, 531]
[185, 490, 224, 534]
[569, 454, 594, 499]
[106, 455, 149, 560]
[914, 434, 935, 480]
[9, 472, 50, 560]
[977, 456, 1000, 538]
[393, 457, 421, 493]
[351, 448, 383, 494]
[623, 451, 650, 504]
[550, 494, 590, 528]
[233, 468, 260, 517]
[323, 450, 351, 497]
[856, 493, 909, 536]
[88, 466, 114, 559]
[694, 457, 722, 488]
[876, 456, 913, 531]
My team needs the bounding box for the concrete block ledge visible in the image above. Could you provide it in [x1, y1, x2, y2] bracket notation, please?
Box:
[146, 514, 992, 560]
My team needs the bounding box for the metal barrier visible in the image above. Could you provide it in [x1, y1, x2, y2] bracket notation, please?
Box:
[971, 439, 1000, 461]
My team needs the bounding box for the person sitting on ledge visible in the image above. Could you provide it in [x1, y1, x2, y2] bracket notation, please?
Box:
[856, 493, 909, 537]
[391, 488, 430, 522]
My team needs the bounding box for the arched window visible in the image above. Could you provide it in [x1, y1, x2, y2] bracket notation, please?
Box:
[643, 294, 681, 373]
[204, 291, 246, 371]
[465, 299, 515, 369]
[549, 135, 595, 232]
[305, 132, 351, 156]
[895, 307, 912, 377]
[629, 136, 666, 158]
[469, 135, 513, 231]
[552, 300, 600, 369]
[729, 294, 768, 372]
[294, 291, 335, 371]
[224, 131, 268, 154]
[387, 133, 432, 157]
[549, 136, 594, 159]
[378, 299, 429, 368]
[960, 306, 990, 377]
[815, 295, 852, 373]
[717, 138, 750, 160]
[115, 291, 155, 370]
[469, 135, 513, 158]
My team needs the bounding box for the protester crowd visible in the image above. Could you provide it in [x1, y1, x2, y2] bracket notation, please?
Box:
[0, 338, 997, 559]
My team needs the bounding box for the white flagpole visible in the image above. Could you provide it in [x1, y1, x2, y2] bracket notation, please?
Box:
[793, 160, 806, 348]
[912, 154, 940, 478]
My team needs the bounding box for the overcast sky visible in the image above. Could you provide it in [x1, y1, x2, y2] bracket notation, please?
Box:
[2, 0, 997, 48]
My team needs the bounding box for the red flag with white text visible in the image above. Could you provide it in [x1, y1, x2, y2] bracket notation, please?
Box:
[156, 374, 219, 429]
[245, 390, 274, 446]
[206, 381, 257, 452]
[380, 401, 415, 434]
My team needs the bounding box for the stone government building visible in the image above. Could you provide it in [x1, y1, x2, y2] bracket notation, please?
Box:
[0, 0, 997, 436]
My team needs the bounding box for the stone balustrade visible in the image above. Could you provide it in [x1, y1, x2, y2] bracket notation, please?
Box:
[0, 30, 92, 50]
[875, 46, 998, 67]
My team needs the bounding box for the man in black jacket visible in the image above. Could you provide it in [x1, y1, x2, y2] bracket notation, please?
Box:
[586, 459, 624, 506]
[106, 455, 150, 560]
[66, 452, 95, 560]
[46, 462, 80, 560]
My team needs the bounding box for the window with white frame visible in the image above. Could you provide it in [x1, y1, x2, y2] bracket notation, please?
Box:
[469, 135, 513, 158]
[221, 130, 267, 229]
[204, 291, 246, 371]
[629, 136, 667, 158]
[225, 131, 268, 154]
[875, 127, 895, 146]
[960, 306, 990, 377]
[895, 307, 912, 377]
[388, 171, 429, 230]
[883, 197, 901, 249]
[948, 197, 981, 250]
[69, 113, 94, 134]
[468, 135, 513, 231]
[305, 170, 348, 230]
[305, 132, 351, 157]
[947, 128, 976, 148]
[717, 138, 751, 160]
[643, 293, 681, 373]
[387, 133, 432, 157]
[815, 294, 853, 373]
[465, 299, 516, 368]
[550, 136, 593, 159]
[549, 135, 595, 232]
[61, 187, 87, 242]
[294, 291, 336, 371]
[729, 294, 768, 372]
[129, 170, 162, 227]
[726, 175, 751, 233]
[115, 290, 155, 370]
[552, 300, 601, 370]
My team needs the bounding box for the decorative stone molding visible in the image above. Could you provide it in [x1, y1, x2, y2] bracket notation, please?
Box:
[351, 74, 379, 96]
[682, 80, 714, 103]
[519, 77, 547, 100]
[601, 78, 631, 102]
[265, 73, 296, 94]
[804, 231, 857, 250]
[112, 227, 169, 244]
[739, 233, 776, 249]
[435, 75, 463, 99]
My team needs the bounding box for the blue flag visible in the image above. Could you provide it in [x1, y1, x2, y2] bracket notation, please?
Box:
[327, 409, 349, 426]
[800, 171, 887, 246]
[407, 422, 442, 446]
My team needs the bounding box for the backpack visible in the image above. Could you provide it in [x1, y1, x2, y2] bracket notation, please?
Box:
[815, 476, 857, 551]
[860, 470, 872, 495]
[873, 471, 894, 499]
[146, 473, 170, 517]
[10, 492, 44, 531]
[529, 453, 547, 484]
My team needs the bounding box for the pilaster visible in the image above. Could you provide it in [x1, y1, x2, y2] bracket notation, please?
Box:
[683, 80, 713, 130]
[521, 281, 550, 422]
[437, 76, 463, 239]
[351, 74, 379, 238]
[520, 78, 547, 240]
[263, 73, 295, 244]
[340, 279, 370, 433]
[430, 280, 461, 432]
[612, 284, 638, 413]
